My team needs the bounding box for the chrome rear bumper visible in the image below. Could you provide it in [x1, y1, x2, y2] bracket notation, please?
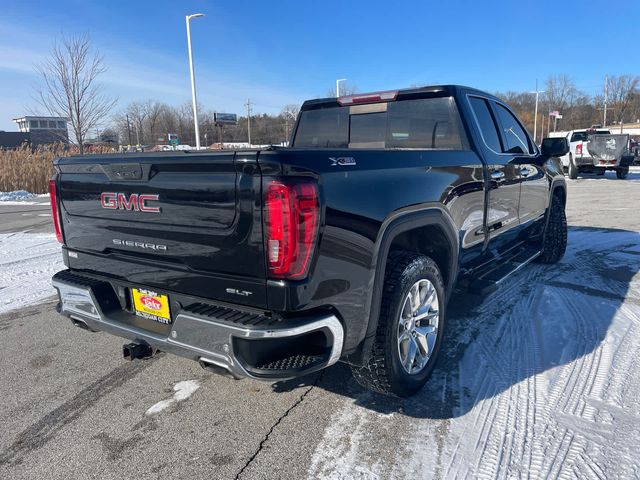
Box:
[52, 270, 344, 380]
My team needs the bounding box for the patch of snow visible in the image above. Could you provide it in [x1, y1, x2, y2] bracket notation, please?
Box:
[1, 201, 51, 206]
[0, 232, 64, 315]
[0, 190, 38, 202]
[0, 191, 50, 205]
[309, 227, 640, 479]
[145, 380, 201, 415]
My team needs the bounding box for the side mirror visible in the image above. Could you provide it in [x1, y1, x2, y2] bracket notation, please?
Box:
[541, 137, 569, 157]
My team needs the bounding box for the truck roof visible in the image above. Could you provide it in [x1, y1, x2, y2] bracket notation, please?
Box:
[301, 84, 498, 110]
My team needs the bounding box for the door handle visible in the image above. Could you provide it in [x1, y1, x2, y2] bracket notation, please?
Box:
[491, 170, 505, 180]
[520, 167, 531, 177]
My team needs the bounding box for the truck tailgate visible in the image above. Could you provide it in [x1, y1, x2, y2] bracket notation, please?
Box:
[587, 134, 629, 162]
[56, 151, 268, 308]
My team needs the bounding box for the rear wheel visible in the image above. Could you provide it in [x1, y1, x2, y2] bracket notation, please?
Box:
[568, 154, 578, 179]
[351, 252, 445, 397]
[616, 167, 629, 179]
[537, 193, 567, 264]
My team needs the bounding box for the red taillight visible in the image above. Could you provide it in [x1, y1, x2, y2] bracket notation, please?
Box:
[49, 176, 63, 243]
[264, 180, 319, 279]
[337, 90, 398, 106]
[575, 143, 583, 156]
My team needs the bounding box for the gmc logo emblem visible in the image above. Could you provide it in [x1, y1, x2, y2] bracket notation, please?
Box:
[101, 192, 161, 213]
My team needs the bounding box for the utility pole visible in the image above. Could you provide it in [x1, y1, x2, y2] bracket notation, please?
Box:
[126, 114, 132, 145]
[336, 78, 347, 97]
[284, 117, 289, 144]
[245, 99, 253, 146]
[186, 13, 205, 149]
[532, 79, 545, 143]
[603, 74, 608, 127]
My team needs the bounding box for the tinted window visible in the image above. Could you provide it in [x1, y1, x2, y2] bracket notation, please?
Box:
[571, 132, 588, 142]
[293, 107, 349, 148]
[469, 97, 502, 152]
[572, 130, 611, 142]
[386, 97, 466, 149]
[350, 112, 386, 148]
[494, 103, 532, 154]
[293, 96, 468, 149]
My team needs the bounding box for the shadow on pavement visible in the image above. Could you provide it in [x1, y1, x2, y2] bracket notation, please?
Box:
[272, 226, 640, 419]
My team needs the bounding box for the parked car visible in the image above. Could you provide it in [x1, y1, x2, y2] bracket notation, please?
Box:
[49, 85, 569, 397]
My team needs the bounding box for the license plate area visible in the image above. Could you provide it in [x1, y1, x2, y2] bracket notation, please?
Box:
[132, 288, 171, 324]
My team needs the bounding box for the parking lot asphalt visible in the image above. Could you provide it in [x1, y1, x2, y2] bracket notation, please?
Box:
[1, 168, 639, 479]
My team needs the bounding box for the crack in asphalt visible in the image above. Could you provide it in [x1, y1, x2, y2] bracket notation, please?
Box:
[234, 372, 323, 480]
[0, 359, 154, 467]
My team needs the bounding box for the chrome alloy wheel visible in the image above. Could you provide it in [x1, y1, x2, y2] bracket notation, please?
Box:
[397, 279, 440, 375]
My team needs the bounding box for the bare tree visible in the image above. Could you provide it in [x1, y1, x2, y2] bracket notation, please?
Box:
[35, 34, 116, 153]
[280, 104, 300, 142]
[326, 82, 358, 97]
[607, 75, 640, 132]
[545, 75, 579, 113]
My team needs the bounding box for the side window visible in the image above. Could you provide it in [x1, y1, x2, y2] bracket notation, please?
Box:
[386, 97, 468, 149]
[468, 97, 502, 152]
[494, 103, 533, 154]
[570, 132, 587, 142]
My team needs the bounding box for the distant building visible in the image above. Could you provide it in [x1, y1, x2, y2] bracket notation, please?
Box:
[13, 116, 70, 145]
[0, 131, 30, 149]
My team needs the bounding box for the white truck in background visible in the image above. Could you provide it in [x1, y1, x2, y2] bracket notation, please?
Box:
[555, 128, 633, 179]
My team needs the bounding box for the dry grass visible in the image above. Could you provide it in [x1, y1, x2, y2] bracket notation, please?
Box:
[0, 145, 63, 194]
[0, 145, 115, 194]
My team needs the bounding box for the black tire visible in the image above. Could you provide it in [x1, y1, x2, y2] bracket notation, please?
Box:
[350, 252, 445, 397]
[616, 167, 629, 179]
[537, 193, 567, 264]
[568, 154, 578, 179]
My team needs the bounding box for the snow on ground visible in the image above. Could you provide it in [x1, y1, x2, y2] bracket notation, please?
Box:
[0, 232, 63, 314]
[309, 227, 640, 479]
[0, 191, 50, 205]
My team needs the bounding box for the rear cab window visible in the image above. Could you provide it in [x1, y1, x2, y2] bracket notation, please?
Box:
[570, 130, 611, 142]
[293, 96, 468, 150]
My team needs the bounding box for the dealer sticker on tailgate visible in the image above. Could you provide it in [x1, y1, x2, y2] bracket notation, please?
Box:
[132, 288, 171, 324]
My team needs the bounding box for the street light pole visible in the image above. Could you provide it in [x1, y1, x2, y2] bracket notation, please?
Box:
[531, 79, 545, 144]
[186, 13, 205, 149]
[336, 78, 347, 97]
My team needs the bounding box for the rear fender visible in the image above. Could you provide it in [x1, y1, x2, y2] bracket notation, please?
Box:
[354, 206, 459, 363]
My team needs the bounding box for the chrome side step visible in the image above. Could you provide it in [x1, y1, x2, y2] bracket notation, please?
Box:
[468, 247, 541, 295]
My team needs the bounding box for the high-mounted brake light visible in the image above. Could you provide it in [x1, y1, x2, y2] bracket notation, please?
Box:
[264, 180, 319, 279]
[575, 143, 583, 156]
[337, 90, 399, 106]
[48, 176, 63, 243]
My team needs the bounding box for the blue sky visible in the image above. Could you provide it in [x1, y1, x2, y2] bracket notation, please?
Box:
[0, 0, 637, 131]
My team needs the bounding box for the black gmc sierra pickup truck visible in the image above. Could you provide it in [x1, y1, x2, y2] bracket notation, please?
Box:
[50, 85, 569, 397]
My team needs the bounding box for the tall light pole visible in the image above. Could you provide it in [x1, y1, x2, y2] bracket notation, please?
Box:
[186, 13, 205, 149]
[603, 74, 608, 127]
[245, 99, 253, 146]
[336, 78, 347, 97]
[531, 79, 545, 143]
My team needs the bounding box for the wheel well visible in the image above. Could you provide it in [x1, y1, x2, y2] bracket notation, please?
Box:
[552, 185, 566, 207]
[389, 225, 452, 287]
